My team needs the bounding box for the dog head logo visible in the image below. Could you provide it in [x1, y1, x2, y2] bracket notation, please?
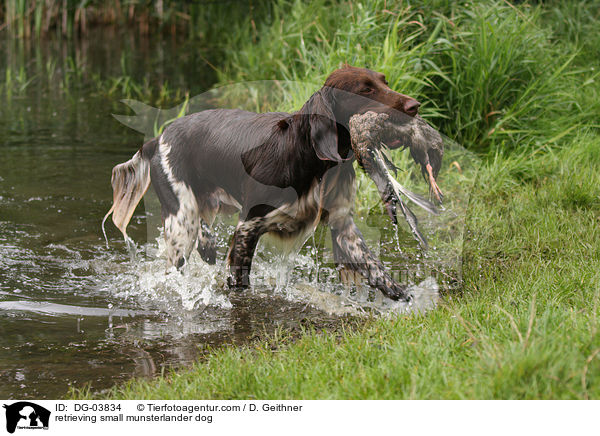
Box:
[3, 402, 50, 434]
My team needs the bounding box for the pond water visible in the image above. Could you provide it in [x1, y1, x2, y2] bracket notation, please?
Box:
[0, 32, 472, 399]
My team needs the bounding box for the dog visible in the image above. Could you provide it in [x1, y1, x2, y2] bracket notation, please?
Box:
[103, 66, 443, 301]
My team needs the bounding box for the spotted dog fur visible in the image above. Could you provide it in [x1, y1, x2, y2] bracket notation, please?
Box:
[158, 137, 199, 267]
[322, 163, 410, 297]
[197, 221, 217, 264]
[227, 178, 323, 288]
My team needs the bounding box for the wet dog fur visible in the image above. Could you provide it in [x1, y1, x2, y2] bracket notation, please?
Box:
[104, 66, 424, 301]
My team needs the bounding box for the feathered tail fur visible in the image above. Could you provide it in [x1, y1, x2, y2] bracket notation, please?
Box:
[102, 138, 157, 245]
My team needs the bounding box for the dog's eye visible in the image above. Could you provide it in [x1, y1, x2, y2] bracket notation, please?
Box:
[360, 87, 373, 94]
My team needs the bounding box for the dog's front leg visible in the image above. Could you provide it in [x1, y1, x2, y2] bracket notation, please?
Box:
[330, 217, 411, 301]
[226, 217, 266, 289]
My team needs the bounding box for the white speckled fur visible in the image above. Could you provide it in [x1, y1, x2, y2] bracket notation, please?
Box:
[159, 136, 201, 267]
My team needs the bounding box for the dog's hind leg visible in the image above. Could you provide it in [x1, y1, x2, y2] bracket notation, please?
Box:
[164, 213, 199, 269]
[195, 190, 226, 265]
[162, 184, 200, 270]
[151, 135, 202, 269]
[197, 220, 217, 264]
[226, 216, 266, 289]
[329, 217, 411, 302]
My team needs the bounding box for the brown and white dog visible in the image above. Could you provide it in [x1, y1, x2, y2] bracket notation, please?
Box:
[103, 66, 443, 301]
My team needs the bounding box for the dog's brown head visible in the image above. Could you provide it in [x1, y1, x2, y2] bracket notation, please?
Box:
[324, 65, 421, 120]
[300, 66, 443, 230]
[301, 66, 421, 161]
[300, 65, 442, 207]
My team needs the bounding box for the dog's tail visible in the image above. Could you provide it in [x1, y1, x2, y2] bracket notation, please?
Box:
[102, 138, 157, 246]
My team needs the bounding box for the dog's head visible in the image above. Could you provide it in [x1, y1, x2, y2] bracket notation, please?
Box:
[324, 65, 421, 122]
[301, 65, 443, 206]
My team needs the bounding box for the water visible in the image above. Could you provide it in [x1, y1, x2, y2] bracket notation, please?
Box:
[0, 33, 473, 399]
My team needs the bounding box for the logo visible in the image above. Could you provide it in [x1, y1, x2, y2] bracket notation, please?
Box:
[3, 402, 50, 434]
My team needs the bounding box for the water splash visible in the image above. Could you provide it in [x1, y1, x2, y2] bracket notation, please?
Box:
[245, 239, 440, 316]
[89, 227, 441, 318]
[95, 233, 232, 312]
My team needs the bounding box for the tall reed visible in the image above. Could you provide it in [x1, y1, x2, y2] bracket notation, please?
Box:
[1, 0, 272, 39]
[213, 0, 598, 154]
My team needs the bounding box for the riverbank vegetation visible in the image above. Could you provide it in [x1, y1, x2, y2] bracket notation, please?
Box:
[4, 0, 597, 399]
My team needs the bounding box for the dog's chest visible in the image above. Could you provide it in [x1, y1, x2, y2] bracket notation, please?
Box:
[263, 169, 354, 238]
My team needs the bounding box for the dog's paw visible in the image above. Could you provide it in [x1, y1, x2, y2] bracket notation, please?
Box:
[226, 275, 250, 290]
[197, 243, 217, 265]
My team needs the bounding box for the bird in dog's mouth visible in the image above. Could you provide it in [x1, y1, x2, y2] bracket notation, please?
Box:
[349, 111, 444, 248]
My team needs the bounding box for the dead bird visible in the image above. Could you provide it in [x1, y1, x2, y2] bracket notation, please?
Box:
[349, 111, 444, 248]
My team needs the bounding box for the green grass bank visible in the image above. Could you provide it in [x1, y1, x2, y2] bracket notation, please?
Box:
[72, 0, 600, 399]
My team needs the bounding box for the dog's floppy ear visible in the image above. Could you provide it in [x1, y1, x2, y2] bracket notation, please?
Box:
[303, 87, 345, 162]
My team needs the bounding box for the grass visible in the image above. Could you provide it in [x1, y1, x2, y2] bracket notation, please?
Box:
[72, 131, 600, 399]
[57, 0, 600, 399]
[213, 0, 600, 153]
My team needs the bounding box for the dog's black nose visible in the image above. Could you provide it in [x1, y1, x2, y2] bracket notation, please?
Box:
[404, 99, 420, 117]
